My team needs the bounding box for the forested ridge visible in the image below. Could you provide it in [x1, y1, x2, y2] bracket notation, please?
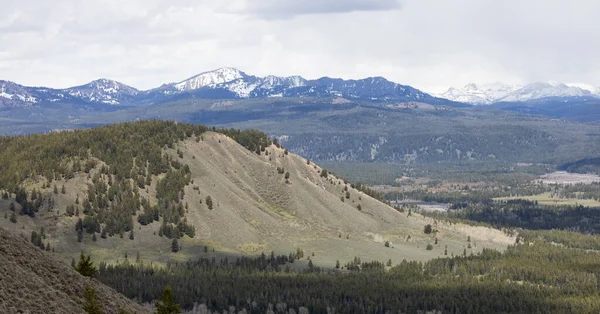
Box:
[0, 120, 271, 191]
[0, 120, 272, 240]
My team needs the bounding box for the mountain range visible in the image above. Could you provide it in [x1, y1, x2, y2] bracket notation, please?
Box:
[2, 67, 599, 110]
[0, 67, 454, 108]
[437, 81, 600, 104]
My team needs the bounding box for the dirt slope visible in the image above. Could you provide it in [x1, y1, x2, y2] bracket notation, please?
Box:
[0, 227, 149, 314]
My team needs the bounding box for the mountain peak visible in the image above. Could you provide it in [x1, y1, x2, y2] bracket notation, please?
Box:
[65, 78, 139, 105]
[175, 67, 247, 91]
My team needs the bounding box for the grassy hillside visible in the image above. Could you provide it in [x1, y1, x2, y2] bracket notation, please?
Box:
[0, 121, 512, 267]
[0, 227, 148, 314]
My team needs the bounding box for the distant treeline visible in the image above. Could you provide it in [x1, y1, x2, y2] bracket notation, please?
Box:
[98, 240, 600, 313]
[427, 201, 600, 234]
[559, 157, 600, 175]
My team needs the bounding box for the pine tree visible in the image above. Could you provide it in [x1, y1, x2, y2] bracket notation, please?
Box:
[155, 286, 181, 314]
[335, 260, 340, 269]
[9, 201, 15, 211]
[53, 184, 58, 194]
[129, 230, 134, 240]
[75, 253, 98, 278]
[61, 185, 66, 194]
[82, 285, 104, 314]
[92, 233, 97, 242]
[9, 212, 16, 223]
[171, 238, 179, 253]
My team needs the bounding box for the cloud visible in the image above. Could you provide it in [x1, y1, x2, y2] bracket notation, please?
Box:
[0, 0, 598, 92]
[224, 0, 403, 19]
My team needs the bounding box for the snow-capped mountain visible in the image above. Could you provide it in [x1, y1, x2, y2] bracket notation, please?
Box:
[565, 83, 600, 96]
[498, 82, 594, 102]
[174, 67, 246, 91]
[161, 68, 448, 103]
[437, 83, 521, 104]
[66, 79, 139, 105]
[438, 81, 600, 104]
[0, 79, 139, 108]
[0, 80, 39, 107]
[0, 67, 458, 108]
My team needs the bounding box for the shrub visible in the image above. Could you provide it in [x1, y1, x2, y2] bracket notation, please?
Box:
[424, 224, 433, 234]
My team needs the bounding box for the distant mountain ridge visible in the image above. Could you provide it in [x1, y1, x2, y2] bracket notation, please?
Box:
[438, 81, 600, 104]
[0, 67, 456, 108]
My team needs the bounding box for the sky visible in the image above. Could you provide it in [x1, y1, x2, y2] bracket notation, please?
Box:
[0, 0, 599, 93]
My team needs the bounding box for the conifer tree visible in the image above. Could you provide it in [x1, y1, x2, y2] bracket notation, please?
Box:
[75, 253, 98, 278]
[82, 285, 104, 314]
[9, 212, 16, 223]
[155, 286, 180, 314]
[171, 238, 179, 253]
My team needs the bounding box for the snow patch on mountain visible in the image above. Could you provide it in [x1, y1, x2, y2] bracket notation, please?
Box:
[175, 67, 245, 91]
[0, 81, 38, 105]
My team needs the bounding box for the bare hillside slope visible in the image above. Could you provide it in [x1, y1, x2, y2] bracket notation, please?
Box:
[0, 227, 148, 314]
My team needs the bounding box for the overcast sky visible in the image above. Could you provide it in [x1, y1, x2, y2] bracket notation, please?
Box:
[1, 0, 599, 93]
